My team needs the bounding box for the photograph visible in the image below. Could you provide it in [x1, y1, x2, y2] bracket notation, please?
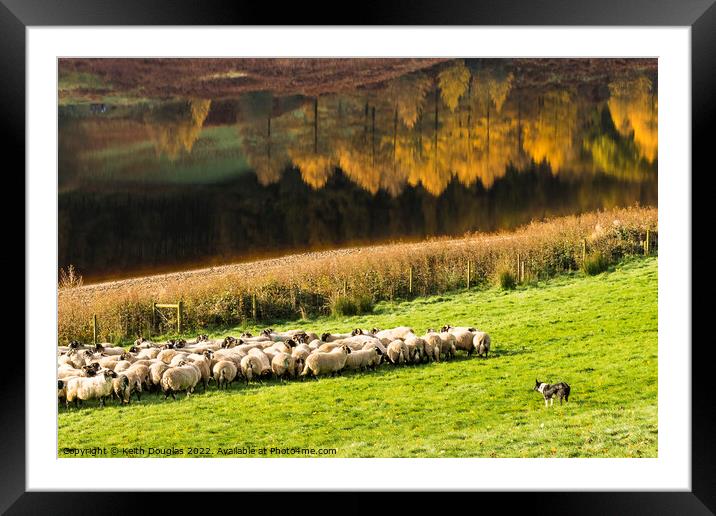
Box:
[55, 56, 659, 459]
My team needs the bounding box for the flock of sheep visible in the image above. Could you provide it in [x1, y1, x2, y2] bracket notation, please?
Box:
[57, 325, 491, 409]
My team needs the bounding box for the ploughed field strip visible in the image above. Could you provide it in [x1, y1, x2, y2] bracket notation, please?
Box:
[58, 325, 491, 408]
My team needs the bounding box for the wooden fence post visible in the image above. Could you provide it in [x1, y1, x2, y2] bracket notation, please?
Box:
[408, 266, 413, 295]
[517, 253, 521, 282]
[582, 239, 587, 264]
[92, 314, 97, 345]
[343, 279, 347, 295]
[151, 302, 156, 336]
[177, 301, 183, 335]
[466, 259, 471, 289]
[645, 229, 650, 255]
[251, 294, 257, 320]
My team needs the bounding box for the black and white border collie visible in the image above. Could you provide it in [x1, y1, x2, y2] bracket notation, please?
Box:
[534, 380, 571, 407]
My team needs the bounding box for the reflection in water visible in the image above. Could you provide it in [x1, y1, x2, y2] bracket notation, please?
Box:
[145, 99, 212, 159]
[58, 58, 657, 281]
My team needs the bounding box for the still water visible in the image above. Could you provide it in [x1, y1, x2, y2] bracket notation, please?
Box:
[58, 58, 657, 281]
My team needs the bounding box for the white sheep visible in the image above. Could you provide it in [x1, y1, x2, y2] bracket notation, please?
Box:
[135, 347, 161, 360]
[344, 347, 383, 371]
[422, 332, 442, 362]
[186, 351, 213, 391]
[149, 361, 170, 391]
[318, 340, 346, 353]
[212, 360, 238, 389]
[160, 361, 201, 399]
[247, 348, 272, 378]
[450, 329, 477, 356]
[113, 360, 133, 373]
[300, 345, 352, 378]
[271, 352, 302, 379]
[291, 344, 312, 361]
[375, 326, 414, 342]
[386, 340, 409, 365]
[404, 336, 425, 364]
[157, 348, 184, 365]
[112, 374, 132, 405]
[472, 332, 491, 357]
[65, 369, 118, 408]
[320, 332, 352, 342]
[240, 354, 264, 383]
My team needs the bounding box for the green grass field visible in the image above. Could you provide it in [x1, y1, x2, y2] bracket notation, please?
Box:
[58, 257, 657, 458]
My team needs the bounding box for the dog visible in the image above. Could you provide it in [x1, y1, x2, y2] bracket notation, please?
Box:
[534, 379, 571, 407]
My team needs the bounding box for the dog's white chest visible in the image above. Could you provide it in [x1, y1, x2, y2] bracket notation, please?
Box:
[537, 383, 547, 394]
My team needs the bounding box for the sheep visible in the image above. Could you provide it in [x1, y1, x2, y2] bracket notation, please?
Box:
[440, 332, 457, 361]
[96, 345, 126, 356]
[58, 379, 69, 406]
[262, 347, 280, 363]
[307, 339, 322, 351]
[134, 337, 158, 348]
[300, 345, 352, 378]
[235, 342, 266, 354]
[291, 331, 318, 344]
[247, 348, 273, 378]
[112, 374, 132, 405]
[160, 361, 201, 399]
[262, 329, 305, 343]
[422, 332, 442, 362]
[318, 340, 346, 353]
[169, 353, 190, 367]
[404, 337, 424, 364]
[98, 353, 130, 370]
[212, 360, 238, 389]
[221, 336, 240, 349]
[58, 363, 97, 379]
[123, 364, 150, 399]
[472, 332, 491, 357]
[64, 349, 89, 369]
[344, 347, 383, 371]
[442, 325, 478, 334]
[211, 349, 245, 371]
[65, 369, 118, 408]
[271, 352, 302, 380]
[375, 326, 414, 342]
[136, 347, 161, 360]
[291, 343, 312, 361]
[450, 329, 477, 356]
[158, 348, 184, 365]
[58, 367, 83, 380]
[320, 332, 352, 342]
[341, 335, 381, 351]
[57, 354, 74, 368]
[271, 338, 298, 355]
[186, 351, 213, 391]
[113, 360, 133, 373]
[149, 361, 170, 391]
[357, 336, 387, 354]
[240, 354, 265, 383]
[386, 340, 409, 365]
[427, 330, 456, 361]
[128, 359, 153, 368]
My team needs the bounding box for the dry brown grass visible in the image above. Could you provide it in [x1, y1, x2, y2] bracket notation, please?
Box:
[58, 206, 657, 344]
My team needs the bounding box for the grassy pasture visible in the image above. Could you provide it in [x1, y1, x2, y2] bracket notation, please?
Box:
[58, 257, 657, 458]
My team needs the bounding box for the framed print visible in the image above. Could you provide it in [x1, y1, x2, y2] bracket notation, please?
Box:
[5, 0, 714, 512]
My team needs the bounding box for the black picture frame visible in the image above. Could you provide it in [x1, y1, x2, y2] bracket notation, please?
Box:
[5, 0, 713, 513]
